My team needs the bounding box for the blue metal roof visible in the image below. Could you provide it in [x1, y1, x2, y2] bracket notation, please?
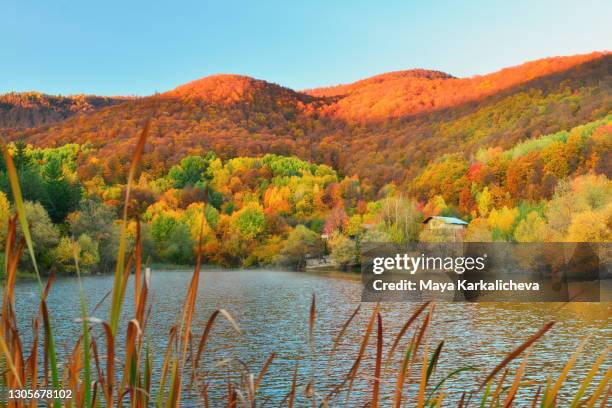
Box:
[423, 216, 468, 225]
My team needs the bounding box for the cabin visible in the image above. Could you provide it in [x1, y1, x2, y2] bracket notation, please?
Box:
[422, 216, 468, 242]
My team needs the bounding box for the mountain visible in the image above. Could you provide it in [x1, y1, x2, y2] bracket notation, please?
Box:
[1, 52, 610, 193]
[0, 92, 128, 129]
[165, 74, 316, 105]
[306, 52, 609, 120]
[321, 52, 612, 187]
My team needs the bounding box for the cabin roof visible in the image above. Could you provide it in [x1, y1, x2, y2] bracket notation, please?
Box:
[422, 216, 468, 225]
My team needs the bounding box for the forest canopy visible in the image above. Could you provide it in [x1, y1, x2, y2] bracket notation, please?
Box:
[0, 115, 609, 273]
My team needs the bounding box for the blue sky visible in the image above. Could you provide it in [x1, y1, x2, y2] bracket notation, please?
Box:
[1, 0, 610, 96]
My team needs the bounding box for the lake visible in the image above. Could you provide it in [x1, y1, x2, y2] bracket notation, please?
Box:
[12, 269, 612, 406]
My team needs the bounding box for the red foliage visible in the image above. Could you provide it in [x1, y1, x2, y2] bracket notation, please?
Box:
[323, 206, 349, 235]
[1, 52, 609, 195]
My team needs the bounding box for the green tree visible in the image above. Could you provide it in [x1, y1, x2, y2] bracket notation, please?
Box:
[231, 202, 265, 238]
[42, 155, 82, 223]
[151, 214, 178, 245]
[165, 222, 195, 264]
[276, 225, 323, 270]
[151, 215, 195, 263]
[0, 142, 48, 204]
[0, 165, 47, 205]
[168, 153, 215, 188]
[12, 140, 30, 170]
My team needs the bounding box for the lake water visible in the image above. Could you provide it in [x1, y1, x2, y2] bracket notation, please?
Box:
[12, 269, 612, 406]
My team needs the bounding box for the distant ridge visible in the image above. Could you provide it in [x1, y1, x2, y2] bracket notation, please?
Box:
[1, 51, 608, 127]
[0, 92, 129, 129]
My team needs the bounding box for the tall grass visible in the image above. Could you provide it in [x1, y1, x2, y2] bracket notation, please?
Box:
[0, 128, 610, 407]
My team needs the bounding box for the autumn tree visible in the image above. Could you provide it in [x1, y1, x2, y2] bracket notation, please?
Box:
[68, 199, 119, 272]
[276, 225, 323, 270]
[329, 234, 357, 270]
[464, 218, 493, 242]
[52, 235, 100, 274]
[487, 206, 519, 241]
[514, 211, 548, 242]
[566, 205, 611, 242]
[17, 201, 60, 270]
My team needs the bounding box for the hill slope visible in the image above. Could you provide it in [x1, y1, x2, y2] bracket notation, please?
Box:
[306, 52, 609, 120]
[2, 52, 610, 193]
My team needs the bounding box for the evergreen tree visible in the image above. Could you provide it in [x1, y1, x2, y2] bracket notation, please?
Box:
[42, 155, 81, 223]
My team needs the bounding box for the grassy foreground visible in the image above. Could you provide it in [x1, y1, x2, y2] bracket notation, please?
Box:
[0, 126, 610, 407]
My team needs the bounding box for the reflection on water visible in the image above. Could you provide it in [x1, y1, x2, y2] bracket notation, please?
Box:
[12, 269, 611, 406]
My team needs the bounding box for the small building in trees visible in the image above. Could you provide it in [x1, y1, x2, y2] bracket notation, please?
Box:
[421, 216, 468, 242]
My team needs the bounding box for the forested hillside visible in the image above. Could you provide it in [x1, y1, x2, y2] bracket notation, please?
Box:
[305, 52, 607, 120]
[0, 116, 609, 272]
[1, 52, 609, 195]
[0, 92, 127, 129]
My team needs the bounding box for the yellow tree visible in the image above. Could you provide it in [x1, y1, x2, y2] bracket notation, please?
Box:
[487, 206, 519, 241]
[464, 218, 493, 242]
[477, 187, 492, 217]
[514, 211, 549, 242]
[0, 191, 9, 245]
[566, 205, 612, 242]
